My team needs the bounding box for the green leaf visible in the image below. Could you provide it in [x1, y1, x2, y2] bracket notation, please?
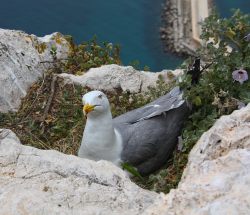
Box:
[121, 162, 143, 179]
[193, 96, 202, 106]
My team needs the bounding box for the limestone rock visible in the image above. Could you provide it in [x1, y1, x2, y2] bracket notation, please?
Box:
[0, 129, 156, 215]
[60, 64, 183, 93]
[0, 103, 249, 215]
[1, 28, 249, 215]
[0, 29, 71, 113]
[144, 103, 250, 215]
[0, 28, 182, 112]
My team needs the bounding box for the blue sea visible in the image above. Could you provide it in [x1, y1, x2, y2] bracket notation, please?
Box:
[0, 0, 249, 71]
[214, 0, 250, 17]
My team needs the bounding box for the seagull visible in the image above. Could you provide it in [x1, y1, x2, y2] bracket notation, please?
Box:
[78, 87, 189, 176]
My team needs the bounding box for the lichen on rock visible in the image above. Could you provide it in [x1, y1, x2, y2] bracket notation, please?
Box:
[0, 29, 71, 113]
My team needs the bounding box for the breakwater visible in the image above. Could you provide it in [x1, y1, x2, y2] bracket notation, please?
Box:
[160, 0, 213, 56]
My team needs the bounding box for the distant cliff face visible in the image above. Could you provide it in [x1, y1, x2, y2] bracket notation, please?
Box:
[0, 29, 70, 112]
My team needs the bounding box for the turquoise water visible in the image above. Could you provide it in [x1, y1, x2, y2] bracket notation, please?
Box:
[0, 0, 182, 71]
[0, 1, 249, 71]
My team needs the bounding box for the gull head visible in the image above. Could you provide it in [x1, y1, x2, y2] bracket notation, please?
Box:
[82, 91, 110, 117]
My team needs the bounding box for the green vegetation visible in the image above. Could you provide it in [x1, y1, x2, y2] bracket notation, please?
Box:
[0, 37, 122, 155]
[0, 10, 249, 193]
[35, 42, 47, 54]
[140, 9, 250, 193]
[181, 9, 250, 152]
[63, 36, 121, 75]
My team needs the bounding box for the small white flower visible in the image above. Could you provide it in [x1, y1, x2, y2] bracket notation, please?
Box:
[232, 69, 248, 84]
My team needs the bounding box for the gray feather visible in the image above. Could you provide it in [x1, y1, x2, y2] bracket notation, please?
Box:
[113, 86, 190, 176]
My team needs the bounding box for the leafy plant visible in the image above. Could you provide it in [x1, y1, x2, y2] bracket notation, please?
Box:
[63, 36, 121, 75]
[135, 9, 250, 193]
[179, 9, 250, 151]
[50, 46, 57, 60]
[122, 162, 143, 179]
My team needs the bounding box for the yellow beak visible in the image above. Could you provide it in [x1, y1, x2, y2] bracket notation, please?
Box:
[83, 103, 95, 115]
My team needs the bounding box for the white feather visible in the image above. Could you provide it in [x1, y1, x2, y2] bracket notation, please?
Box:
[78, 91, 123, 166]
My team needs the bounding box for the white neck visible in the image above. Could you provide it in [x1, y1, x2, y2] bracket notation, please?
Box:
[78, 110, 123, 164]
[84, 111, 116, 148]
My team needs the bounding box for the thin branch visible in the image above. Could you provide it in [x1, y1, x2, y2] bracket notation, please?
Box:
[22, 128, 49, 149]
[40, 75, 57, 133]
[201, 61, 214, 72]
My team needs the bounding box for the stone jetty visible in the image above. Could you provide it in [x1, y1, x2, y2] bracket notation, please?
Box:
[161, 0, 213, 55]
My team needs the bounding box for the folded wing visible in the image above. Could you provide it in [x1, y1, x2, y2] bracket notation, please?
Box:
[113, 87, 190, 175]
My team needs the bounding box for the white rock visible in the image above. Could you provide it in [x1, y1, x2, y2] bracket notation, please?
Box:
[0, 129, 157, 215]
[144, 103, 250, 215]
[60, 64, 183, 93]
[0, 102, 250, 215]
[0, 29, 71, 113]
[0, 29, 182, 112]
[1, 28, 249, 215]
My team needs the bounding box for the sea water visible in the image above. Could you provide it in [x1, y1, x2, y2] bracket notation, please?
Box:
[0, 0, 249, 71]
[214, 0, 250, 18]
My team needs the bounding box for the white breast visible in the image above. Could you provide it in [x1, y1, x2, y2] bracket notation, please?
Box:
[78, 114, 123, 166]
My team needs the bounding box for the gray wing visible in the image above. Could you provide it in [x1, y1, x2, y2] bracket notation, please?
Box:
[113, 87, 190, 176]
[113, 86, 184, 124]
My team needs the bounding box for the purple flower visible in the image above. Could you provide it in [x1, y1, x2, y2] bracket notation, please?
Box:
[244, 33, 250, 42]
[232, 69, 248, 84]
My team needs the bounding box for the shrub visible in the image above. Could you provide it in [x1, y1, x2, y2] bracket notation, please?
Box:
[63, 36, 121, 75]
[180, 9, 250, 152]
[137, 9, 250, 193]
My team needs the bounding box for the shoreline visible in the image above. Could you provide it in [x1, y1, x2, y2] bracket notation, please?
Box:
[160, 0, 213, 56]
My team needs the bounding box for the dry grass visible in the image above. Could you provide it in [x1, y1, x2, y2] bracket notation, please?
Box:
[0, 70, 188, 193]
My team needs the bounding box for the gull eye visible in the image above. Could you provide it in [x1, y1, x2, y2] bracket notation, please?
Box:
[98, 94, 103, 99]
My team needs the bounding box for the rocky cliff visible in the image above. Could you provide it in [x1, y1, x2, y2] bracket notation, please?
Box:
[0, 29, 70, 112]
[0, 103, 249, 214]
[0, 29, 182, 113]
[0, 29, 249, 215]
